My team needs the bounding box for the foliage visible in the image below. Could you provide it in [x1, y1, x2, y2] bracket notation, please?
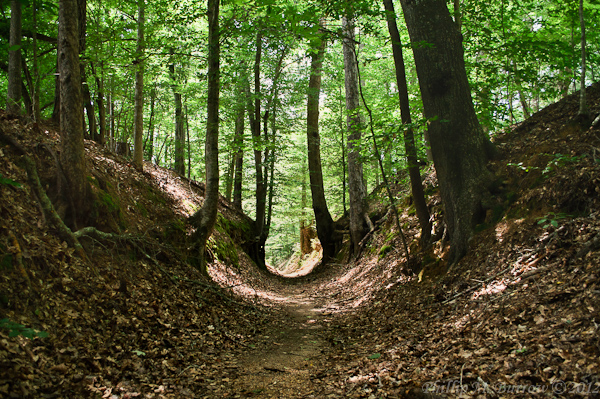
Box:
[0, 318, 48, 339]
[0, 174, 22, 188]
[536, 212, 571, 228]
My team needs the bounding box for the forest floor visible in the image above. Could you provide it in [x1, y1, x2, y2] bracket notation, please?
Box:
[1, 83, 600, 399]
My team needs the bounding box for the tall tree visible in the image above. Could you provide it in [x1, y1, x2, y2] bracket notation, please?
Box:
[58, 0, 94, 229]
[145, 84, 156, 161]
[383, 0, 431, 246]
[306, 31, 341, 262]
[577, 0, 589, 122]
[232, 92, 244, 209]
[133, 0, 145, 170]
[7, 0, 22, 115]
[170, 57, 185, 175]
[248, 32, 268, 269]
[32, 0, 41, 122]
[191, 0, 220, 275]
[343, 15, 369, 255]
[399, 0, 495, 264]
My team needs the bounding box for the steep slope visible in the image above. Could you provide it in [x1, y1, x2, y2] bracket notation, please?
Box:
[0, 112, 267, 398]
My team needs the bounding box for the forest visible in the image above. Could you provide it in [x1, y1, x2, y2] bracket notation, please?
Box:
[1, 0, 600, 397]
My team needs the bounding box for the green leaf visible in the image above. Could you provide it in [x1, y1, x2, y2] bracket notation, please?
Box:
[0, 174, 22, 188]
[368, 353, 381, 359]
[8, 45, 22, 52]
[132, 350, 146, 356]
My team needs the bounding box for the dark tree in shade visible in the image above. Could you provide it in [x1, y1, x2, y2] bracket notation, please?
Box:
[58, 0, 94, 229]
[399, 0, 495, 264]
[7, 0, 22, 115]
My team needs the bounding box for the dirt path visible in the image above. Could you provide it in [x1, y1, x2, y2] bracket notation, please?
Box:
[225, 289, 329, 398]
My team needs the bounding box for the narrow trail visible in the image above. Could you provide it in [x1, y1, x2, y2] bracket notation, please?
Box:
[228, 286, 329, 398]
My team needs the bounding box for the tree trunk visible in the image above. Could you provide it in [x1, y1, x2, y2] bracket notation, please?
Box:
[191, 0, 220, 276]
[185, 103, 191, 179]
[232, 91, 244, 209]
[343, 16, 369, 255]
[52, 58, 60, 124]
[306, 32, 341, 262]
[132, 0, 145, 170]
[383, 0, 431, 245]
[577, 0, 589, 121]
[170, 59, 185, 175]
[249, 32, 267, 269]
[399, 0, 494, 264]
[58, 0, 94, 230]
[96, 70, 106, 145]
[32, 0, 41, 122]
[145, 84, 156, 161]
[7, 0, 22, 115]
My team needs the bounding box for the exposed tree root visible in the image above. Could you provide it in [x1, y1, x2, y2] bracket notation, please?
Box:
[20, 155, 87, 260]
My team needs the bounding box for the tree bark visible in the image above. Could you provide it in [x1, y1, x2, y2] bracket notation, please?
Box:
[92, 63, 106, 146]
[249, 32, 267, 269]
[32, 0, 41, 122]
[170, 58, 185, 175]
[7, 0, 22, 115]
[343, 16, 368, 255]
[145, 85, 156, 161]
[306, 32, 341, 262]
[399, 0, 494, 264]
[58, 0, 94, 230]
[383, 0, 431, 246]
[192, 0, 220, 276]
[577, 0, 589, 121]
[232, 93, 244, 209]
[133, 0, 145, 170]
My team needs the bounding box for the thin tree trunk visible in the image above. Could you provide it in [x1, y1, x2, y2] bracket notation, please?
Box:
[170, 58, 185, 175]
[145, 84, 156, 160]
[339, 88, 347, 215]
[232, 90, 244, 209]
[7, 0, 22, 115]
[383, 0, 431, 245]
[192, 0, 220, 275]
[343, 16, 368, 255]
[248, 32, 267, 269]
[32, 0, 41, 122]
[185, 102, 191, 179]
[306, 31, 341, 262]
[225, 150, 235, 201]
[355, 50, 410, 265]
[21, 57, 33, 115]
[132, 0, 145, 170]
[95, 69, 106, 145]
[52, 58, 60, 124]
[577, 0, 589, 120]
